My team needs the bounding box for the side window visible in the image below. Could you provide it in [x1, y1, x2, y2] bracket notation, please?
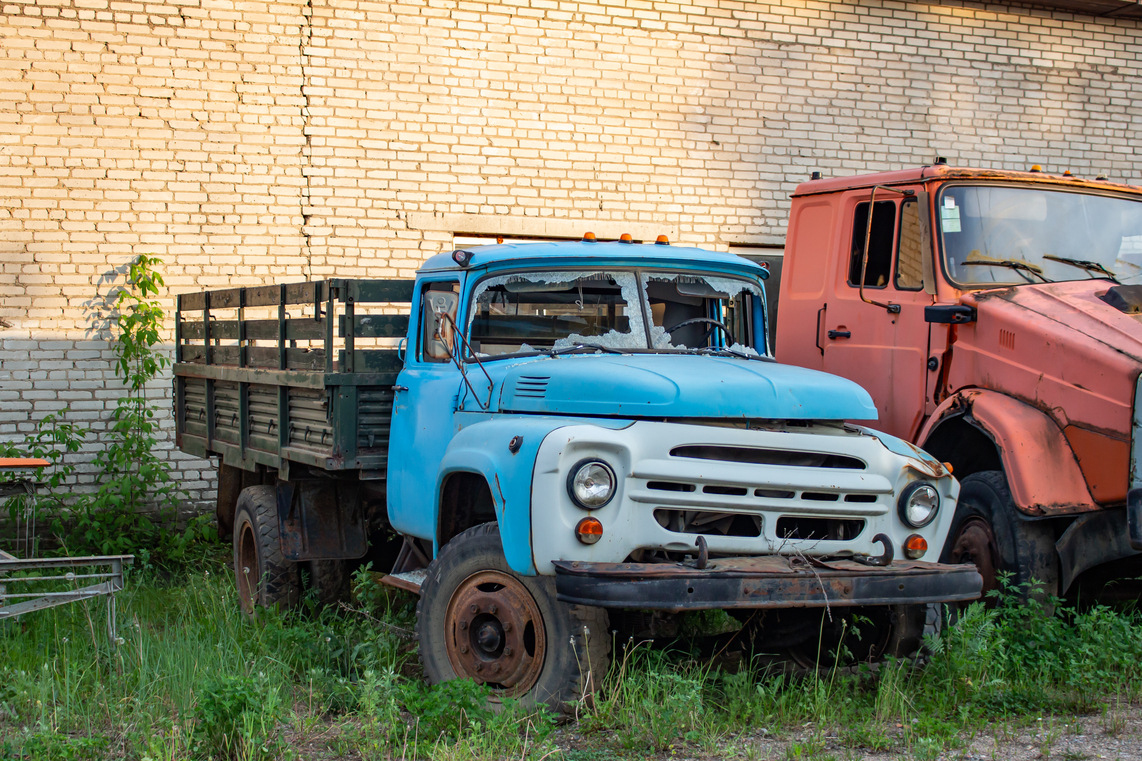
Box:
[847, 200, 896, 288]
[895, 199, 925, 290]
[420, 281, 460, 363]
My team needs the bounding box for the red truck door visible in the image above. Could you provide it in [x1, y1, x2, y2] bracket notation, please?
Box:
[816, 193, 934, 441]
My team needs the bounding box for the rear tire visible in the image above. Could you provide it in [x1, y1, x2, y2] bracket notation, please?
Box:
[417, 523, 610, 708]
[233, 485, 299, 613]
[941, 470, 1057, 601]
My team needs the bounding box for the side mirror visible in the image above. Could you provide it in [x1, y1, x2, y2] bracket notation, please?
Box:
[423, 291, 459, 361]
[924, 304, 976, 324]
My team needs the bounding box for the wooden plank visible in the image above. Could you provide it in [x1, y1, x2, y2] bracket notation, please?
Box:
[246, 346, 279, 367]
[181, 346, 207, 363]
[0, 458, 50, 469]
[284, 281, 327, 305]
[244, 285, 283, 307]
[350, 350, 404, 374]
[179, 292, 205, 311]
[286, 348, 326, 370]
[211, 346, 241, 365]
[341, 314, 409, 338]
[207, 289, 243, 309]
[350, 280, 415, 303]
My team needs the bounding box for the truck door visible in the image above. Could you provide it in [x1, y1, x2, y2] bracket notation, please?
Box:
[818, 194, 933, 441]
[387, 278, 462, 543]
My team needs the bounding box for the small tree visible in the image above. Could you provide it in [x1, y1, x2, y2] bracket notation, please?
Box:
[64, 255, 182, 556]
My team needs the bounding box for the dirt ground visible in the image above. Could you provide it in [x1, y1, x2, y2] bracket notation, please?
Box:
[547, 702, 1142, 761]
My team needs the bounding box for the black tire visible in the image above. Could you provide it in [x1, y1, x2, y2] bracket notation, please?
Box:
[233, 485, 299, 613]
[416, 522, 610, 708]
[306, 559, 348, 608]
[940, 470, 1058, 601]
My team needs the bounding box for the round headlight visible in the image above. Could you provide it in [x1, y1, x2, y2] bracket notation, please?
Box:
[568, 460, 617, 509]
[899, 482, 940, 528]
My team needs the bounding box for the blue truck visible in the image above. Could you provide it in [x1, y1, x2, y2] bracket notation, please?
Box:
[173, 238, 981, 705]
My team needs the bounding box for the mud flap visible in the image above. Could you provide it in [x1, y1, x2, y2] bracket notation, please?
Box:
[277, 480, 368, 561]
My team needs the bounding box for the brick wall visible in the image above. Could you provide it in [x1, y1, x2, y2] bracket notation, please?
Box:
[2, 0, 1141, 508]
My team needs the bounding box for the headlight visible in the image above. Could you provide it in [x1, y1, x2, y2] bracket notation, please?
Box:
[898, 482, 940, 528]
[568, 460, 617, 509]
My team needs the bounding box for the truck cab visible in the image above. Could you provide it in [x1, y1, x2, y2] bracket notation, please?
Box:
[777, 164, 1142, 600]
[175, 238, 981, 706]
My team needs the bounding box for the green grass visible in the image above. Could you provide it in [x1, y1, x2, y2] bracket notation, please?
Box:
[2, 561, 1142, 760]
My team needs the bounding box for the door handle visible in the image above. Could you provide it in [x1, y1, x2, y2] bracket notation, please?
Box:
[827, 329, 851, 340]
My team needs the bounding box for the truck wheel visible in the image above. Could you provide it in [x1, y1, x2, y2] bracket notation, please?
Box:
[940, 470, 1057, 601]
[417, 522, 610, 708]
[233, 485, 299, 614]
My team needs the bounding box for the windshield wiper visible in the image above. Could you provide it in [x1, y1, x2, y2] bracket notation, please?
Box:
[682, 346, 772, 362]
[547, 342, 626, 357]
[1042, 254, 1120, 283]
[963, 259, 1050, 283]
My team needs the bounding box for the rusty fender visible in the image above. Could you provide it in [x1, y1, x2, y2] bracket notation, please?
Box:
[552, 556, 982, 612]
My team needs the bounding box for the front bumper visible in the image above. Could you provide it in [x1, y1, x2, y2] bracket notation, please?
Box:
[553, 556, 982, 611]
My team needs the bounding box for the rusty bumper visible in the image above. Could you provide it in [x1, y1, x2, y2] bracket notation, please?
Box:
[552, 556, 983, 611]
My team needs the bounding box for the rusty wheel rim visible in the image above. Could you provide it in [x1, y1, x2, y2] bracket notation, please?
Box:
[444, 570, 545, 696]
[236, 522, 258, 614]
[949, 516, 1000, 597]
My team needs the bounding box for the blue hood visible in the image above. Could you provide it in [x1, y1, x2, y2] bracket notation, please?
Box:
[492, 354, 877, 420]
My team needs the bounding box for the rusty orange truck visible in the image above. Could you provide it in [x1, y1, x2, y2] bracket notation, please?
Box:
[776, 162, 1142, 601]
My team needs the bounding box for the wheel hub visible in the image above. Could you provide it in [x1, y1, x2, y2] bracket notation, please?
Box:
[444, 570, 545, 696]
[950, 516, 1000, 597]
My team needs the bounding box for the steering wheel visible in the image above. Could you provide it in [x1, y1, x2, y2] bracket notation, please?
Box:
[663, 317, 735, 347]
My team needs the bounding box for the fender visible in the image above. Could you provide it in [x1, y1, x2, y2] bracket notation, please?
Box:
[435, 416, 575, 575]
[919, 389, 1096, 516]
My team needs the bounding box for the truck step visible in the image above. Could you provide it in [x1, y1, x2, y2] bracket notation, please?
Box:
[379, 568, 425, 595]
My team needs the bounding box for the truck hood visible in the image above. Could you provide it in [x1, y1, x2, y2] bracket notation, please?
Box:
[957, 279, 1142, 442]
[491, 353, 878, 420]
[967, 280, 1142, 365]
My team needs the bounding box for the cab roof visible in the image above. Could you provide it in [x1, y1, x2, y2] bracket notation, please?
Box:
[419, 239, 768, 275]
[792, 164, 1142, 198]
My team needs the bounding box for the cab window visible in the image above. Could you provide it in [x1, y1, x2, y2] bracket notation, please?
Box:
[419, 281, 460, 363]
[848, 200, 897, 287]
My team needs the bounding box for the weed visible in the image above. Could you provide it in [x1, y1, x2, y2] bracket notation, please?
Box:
[193, 672, 285, 761]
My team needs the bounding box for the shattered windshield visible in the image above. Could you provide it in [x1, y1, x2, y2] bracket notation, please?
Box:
[466, 269, 766, 358]
[939, 185, 1142, 287]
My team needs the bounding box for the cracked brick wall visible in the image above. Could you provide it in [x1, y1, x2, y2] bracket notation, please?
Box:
[2, 0, 1140, 509]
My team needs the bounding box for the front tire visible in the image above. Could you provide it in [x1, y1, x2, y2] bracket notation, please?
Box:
[233, 485, 299, 613]
[416, 523, 610, 708]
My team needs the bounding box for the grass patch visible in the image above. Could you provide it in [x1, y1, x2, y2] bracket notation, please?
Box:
[2, 566, 1141, 760]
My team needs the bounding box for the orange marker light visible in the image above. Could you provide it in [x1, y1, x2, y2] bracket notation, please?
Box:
[655, 235, 670, 245]
[576, 517, 604, 545]
[904, 534, 928, 559]
[942, 461, 953, 474]
[1030, 164, 1043, 172]
[619, 233, 633, 243]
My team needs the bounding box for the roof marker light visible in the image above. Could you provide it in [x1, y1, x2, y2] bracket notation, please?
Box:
[810, 171, 822, 180]
[619, 233, 633, 243]
[583, 232, 597, 242]
[452, 249, 473, 267]
[1063, 170, 1072, 177]
[655, 235, 670, 245]
[1030, 165, 1043, 172]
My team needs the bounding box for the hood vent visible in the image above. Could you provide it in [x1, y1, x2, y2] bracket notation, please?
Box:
[512, 376, 550, 399]
[1100, 284, 1142, 314]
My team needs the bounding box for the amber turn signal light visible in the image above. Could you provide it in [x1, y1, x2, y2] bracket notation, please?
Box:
[904, 534, 928, 559]
[576, 517, 604, 545]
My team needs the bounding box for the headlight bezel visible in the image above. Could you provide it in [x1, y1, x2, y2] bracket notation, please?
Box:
[898, 481, 940, 528]
[567, 459, 618, 510]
